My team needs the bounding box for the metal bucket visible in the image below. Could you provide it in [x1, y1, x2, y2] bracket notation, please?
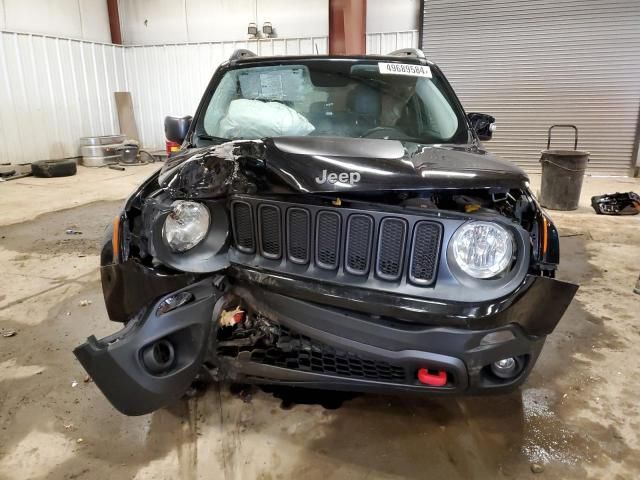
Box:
[539, 125, 590, 211]
[118, 144, 139, 164]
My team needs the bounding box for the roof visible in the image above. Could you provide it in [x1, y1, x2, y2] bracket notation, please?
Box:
[229, 48, 432, 66]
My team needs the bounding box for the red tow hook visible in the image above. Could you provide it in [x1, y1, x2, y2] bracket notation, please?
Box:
[417, 368, 448, 387]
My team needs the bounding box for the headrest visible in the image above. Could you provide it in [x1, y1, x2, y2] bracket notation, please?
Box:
[347, 85, 380, 117]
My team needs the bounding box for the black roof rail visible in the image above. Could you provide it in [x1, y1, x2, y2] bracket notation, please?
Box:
[229, 49, 257, 61]
[387, 48, 426, 59]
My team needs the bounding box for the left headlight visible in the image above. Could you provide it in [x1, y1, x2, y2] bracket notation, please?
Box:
[162, 201, 210, 252]
[450, 221, 514, 279]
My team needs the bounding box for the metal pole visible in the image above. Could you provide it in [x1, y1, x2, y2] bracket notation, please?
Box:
[329, 0, 366, 55]
[107, 0, 122, 45]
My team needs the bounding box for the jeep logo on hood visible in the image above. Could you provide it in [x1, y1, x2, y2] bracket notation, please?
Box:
[315, 169, 361, 185]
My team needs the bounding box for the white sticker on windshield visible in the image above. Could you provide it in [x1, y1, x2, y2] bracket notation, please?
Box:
[378, 62, 432, 78]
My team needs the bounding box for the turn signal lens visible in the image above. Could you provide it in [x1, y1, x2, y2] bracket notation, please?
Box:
[112, 215, 121, 263]
[156, 291, 194, 316]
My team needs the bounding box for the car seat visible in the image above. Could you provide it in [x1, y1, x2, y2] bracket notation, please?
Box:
[347, 84, 381, 135]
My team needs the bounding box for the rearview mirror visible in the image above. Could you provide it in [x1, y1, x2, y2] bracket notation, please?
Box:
[164, 115, 192, 144]
[467, 113, 496, 141]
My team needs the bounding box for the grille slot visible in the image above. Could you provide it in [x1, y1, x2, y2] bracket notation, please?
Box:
[376, 218, 407, 280]
[286, 208, 311, 264]
[345, 214, 374, 275]
[315, 211, 341, 270]
[258, 205, 282, 259]
[249, 325, 407, 383]
[231, 201, 255, 253]
[409, 221, 442, 285]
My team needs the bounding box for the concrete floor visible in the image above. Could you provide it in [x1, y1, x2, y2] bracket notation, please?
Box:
[0, 166, 639, 480]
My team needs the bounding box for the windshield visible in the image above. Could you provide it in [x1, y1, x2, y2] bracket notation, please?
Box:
[196, 60, 469, 145]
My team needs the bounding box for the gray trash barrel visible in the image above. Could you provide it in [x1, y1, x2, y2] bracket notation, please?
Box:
[539, 125, 589, 211]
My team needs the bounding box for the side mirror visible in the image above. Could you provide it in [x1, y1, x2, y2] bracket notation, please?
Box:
[164, 115, 192, 144]
[467, 113, 496, 141]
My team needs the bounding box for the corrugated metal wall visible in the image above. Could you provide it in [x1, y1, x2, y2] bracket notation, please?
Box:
[422, 0, 640, 175]
[0, 31, 126, 164]
[366, 30, 418, 55]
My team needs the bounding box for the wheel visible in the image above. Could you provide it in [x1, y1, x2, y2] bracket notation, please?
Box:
[31, 159, 77, 178]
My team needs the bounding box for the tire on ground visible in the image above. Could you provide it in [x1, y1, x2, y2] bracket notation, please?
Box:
[31, 159, 77, 178]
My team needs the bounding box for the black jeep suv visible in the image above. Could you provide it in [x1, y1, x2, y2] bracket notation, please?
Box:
[74, 49, 578, 415]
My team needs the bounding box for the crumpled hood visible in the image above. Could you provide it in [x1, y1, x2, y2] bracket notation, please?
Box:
[159, 136, 529, 198]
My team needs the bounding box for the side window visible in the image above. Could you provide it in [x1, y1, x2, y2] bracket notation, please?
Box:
[203, 73, 238, 136]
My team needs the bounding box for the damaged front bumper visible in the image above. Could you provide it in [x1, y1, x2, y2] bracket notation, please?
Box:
[74, 278, 221, 415]
[74, 260, 577, 415]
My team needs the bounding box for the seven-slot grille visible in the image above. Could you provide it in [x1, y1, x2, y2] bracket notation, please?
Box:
[231, 200, 442, 286]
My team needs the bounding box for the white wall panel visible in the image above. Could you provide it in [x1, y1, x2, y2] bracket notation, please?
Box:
[78, 0, 112, 43]
[0, 31, 124, 164]
[186, 0, 257, 43]
[118, 0, 189, 44]
[366, 30, 418, 55]
[1, 0, 111, 42]
[256, 0, 328, 39]
[119, 0, 328, 45]
[367, 0, 420, 33]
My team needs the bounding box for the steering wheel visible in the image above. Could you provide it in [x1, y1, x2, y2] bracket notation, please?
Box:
[359, 127, 400, 139]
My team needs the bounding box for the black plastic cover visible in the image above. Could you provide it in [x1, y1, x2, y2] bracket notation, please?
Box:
[164, 115, 193, 144]
[74, 279, 220, 415]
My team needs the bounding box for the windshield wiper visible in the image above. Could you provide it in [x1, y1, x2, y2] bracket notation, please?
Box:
[196, 133, 229, 144]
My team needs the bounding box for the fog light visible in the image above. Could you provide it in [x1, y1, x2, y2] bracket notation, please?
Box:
[142, 339, 176, 374]
[491, 357, 517, 379]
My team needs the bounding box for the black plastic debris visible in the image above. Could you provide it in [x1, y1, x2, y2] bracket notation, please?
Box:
[591, 192, 640, 215]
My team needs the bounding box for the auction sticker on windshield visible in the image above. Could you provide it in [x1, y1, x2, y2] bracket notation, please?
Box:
[378, 63, 432, 78]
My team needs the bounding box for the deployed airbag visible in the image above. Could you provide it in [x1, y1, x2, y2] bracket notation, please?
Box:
[218, 99, 315, 139]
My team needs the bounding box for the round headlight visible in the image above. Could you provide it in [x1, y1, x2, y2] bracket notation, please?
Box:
[162, 201, 210, 252]
[451, 221, 514, 279]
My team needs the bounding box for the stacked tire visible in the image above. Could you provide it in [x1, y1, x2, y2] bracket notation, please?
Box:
[31, 159, 77, 178]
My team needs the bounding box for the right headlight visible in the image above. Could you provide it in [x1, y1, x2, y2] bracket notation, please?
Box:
[162, 201, 210, 252]
[451, 221, 514, 279]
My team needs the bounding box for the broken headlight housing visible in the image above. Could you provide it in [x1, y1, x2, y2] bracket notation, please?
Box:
[162, 201, 210, 252]
[451, 221, 514, 279]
